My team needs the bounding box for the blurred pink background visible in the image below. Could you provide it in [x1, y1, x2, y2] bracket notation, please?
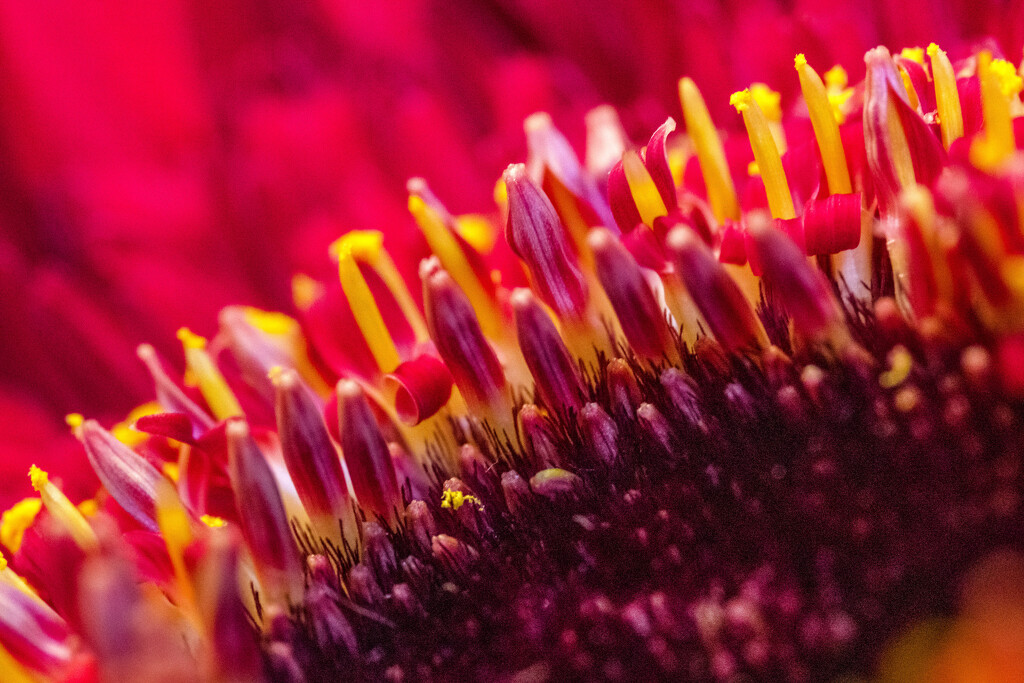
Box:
[0, 0, 1021, 504]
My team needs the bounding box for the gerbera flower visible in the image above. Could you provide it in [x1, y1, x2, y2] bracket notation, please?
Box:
[4, 7, 1024, 683]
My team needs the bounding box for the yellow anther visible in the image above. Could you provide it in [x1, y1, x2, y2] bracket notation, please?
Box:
[494, 178, 508, 207]
[244, 308, 296, 336]
[749, 83, 782, 121]
[679, 77, 739, 222]
[824, 65, 848, 90]
[622, 149, 668, 226]
[927, 43, 964, 150]
[747, 161, 760, 177]
[28, 465, 47, 492]
[732, 89, 795, 220]
[336, 245, 402, 374]
[201, 514, 226, 528]
[990, 58, 1024, 98]
[455, 214, 498, 254]
[0, 498, 42, 553]
[971, 50, 1017, 171]
[77, 499, 99, 517]
[329, 230, 384, 263]
[28, 465, 98, 552]
[112, 401, 163, 447]
[65, 413, 83, 429]
[795, 54, 853, 195]
[177, 327, 243, 420]
[441, 490, 481, 511]
[899, 47, 925, 65]
[409, 193, 503, 337]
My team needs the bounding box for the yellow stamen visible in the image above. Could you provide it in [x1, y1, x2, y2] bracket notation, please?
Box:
[927, 44, 965, 150]
[899, 65, 921, 110]
[622, 149, 668, 226]
[795, 54, 852, 195]
[409, 194, 503, 337]
[334, 243, 402, 374]
[330, 231, 429, 343]
[731, 90, 795, 219]
[155, 478, 198, 621]
[750, 82, 787, 152]
[0, 497, 41, 553]
[886, 95, 917, 189]
[678, 77, 740, 222]
[971, 50, 1017, 170]
[177, 328, 244, 420]
[29, 465, 98, 551]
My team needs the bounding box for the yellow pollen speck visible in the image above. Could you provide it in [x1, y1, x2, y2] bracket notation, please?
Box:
[176, 327, 207, 350]
[794, 53, 808, 69]
[747, 161, 760, 177]
[28, 465, 48, 493]
[0, 498, 42, 553]
[900, 47, 925, 65]
[201, 515, 227, 528]
[441, 490, 481, 511]
[65, 413, 83, 429]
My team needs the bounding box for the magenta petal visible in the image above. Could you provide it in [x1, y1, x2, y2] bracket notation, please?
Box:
[80, 420, 164, 532]
[0, 581, 71, 675]
[504, 163, 589, 319]
[511, 288, 586, 412]
[643, 117, 678, 212]
[336, 380, 401, 519]
[226, 419, 302, 602]
[802, 193, 862, 255]
[273, 369, 350, 525]
[668, 228, 764, 353]
[133, 412, 197, 445]
[421, 258, 507, 412]
[608, 159, 644, 233]
[718, 221, 748, 266]
[621, 224, 667, 272]
[386, 354, 454, 426]
[589, 228, 672, 360]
